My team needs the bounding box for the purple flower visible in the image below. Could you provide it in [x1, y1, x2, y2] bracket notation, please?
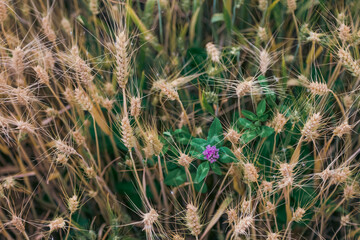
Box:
[203, 145, 219, 163]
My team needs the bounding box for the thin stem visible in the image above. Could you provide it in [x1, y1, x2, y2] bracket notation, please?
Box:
[129, 151, 150, 207]
[65, 215, 72, 240]
[178, 98, 193, 134]
[292, 12, 303, 72]
[93, 117, 101, 172]
[157, 155, 169, 228]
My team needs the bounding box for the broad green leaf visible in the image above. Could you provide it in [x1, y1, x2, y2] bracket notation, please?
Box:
[190, 173, 208, 193]
[242, 110, 257, 121]
[208, 135, 223, 147]
[164, 168, 187, 186]
[191, 138, 207, 145]
[173, 128, 191, 145]
[266, 93, 277, 107]
[258, 126, 274, 138]
[195, 161, 210, 183]
[174, 128, 191, 136]
[211, 162, 222, 175]
[190, 138, 207, 153]
[194, 181, 208, 193]
[189, 150, 203, 159]
[241, 130, 257, 143]
[166, 161, 179, 171]
[219, 147, 236, 163]
[208, 118, 223, 141]
[258, 114, 269, 122]
[256, 99, 266, 116]
[238, 118, 254, 129]
[178, 138, 190, 145]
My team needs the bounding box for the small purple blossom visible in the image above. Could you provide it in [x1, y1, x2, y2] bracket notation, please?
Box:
[203, 145, 219, 163]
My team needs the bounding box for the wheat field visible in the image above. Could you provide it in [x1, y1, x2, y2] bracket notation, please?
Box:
[0, 0, 360, 239]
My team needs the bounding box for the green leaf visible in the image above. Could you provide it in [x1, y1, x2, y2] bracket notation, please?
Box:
[190, 138, 207, 153]
[222, 5, 232, 32]
[238, 118, 254, 129]
[174, 128, 190, 136]
[211, 13, 225, 23]
[191, 138, 207, 145]
[172, 127, 191, 145]
[178, 138, 190, 145]
[242, 110, 257, 121]
[189, 150, 203, 159]
[173, 128, 191, 144]
[189, 7, 200, 44]
[219, 147, 236, 163]
[194, 181, 208, 193]
[166, 161, 179, 171]
[258, 114, 269, 122]
[164, 168, 187, 186]
[195, 161, 210, 183]
[258, 75, 266, 83]
[163, 131, 172, 137]
[201, 91, 215, 114]
[211, 162, 222, 175]
[256, 99, 266, 116]
[259, 126, 274, 138]
[161, 143, 170, 154]
[208, 118, 223, 142]
[143, 0, 156, 27]
[240, 130, 257, 143]
[208, 135, 223, 146]
[266, 94, 277, 107]
[126, 5, 162, 51]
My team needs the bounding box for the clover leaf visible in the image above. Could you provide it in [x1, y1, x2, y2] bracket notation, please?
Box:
[195, 161, 210, 183]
